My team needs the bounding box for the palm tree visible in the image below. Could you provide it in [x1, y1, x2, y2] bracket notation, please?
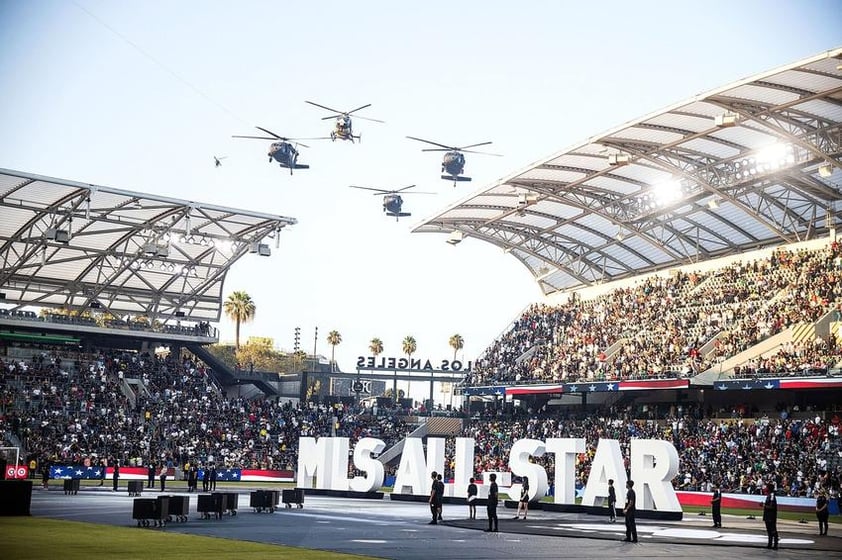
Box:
[223, 291, 255, 349]
[327, 330, 342, 372]
[369, 337, 384, 359]
[448, 334, 464, 409]
[402, 335, 417, 402]
[449, 333, 464, 362]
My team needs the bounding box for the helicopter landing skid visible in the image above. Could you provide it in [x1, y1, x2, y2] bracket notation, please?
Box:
[443, 175, 471, 182]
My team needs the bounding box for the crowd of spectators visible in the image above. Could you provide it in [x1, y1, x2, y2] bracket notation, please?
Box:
[454, 404, 841, 499]
[0, 348, 411, 477]
[1, 344, 840, 499]
[466, 242, 842, 387]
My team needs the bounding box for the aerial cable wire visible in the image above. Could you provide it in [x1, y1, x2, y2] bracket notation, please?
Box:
[72, 0, 248, 127]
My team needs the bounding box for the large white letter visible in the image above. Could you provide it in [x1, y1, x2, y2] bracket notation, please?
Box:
[297, 436, 335, 489]
[507, 438, 548, 501]
[449, 437, 475, 498]
[392, 437, 446, 496]
[630, 439, 680, 512]
[349, 437, 385, 492]
[329, 437, 350, 491]
[581, 439, 627, 507]
[545, 438, 585, 504]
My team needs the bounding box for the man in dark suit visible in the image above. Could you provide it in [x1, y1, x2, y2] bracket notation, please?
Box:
[607, 479, 617, 523]
[711, 483, 722, 527]
[428, 471, 440, 524]
[484, 473, 499, 532]
[763, 483, 779, 549]
[623, 479, 637, 543]
[209, 464, 218, 491]
[112, 461, 120, 492]
[147, 463, 156, 489]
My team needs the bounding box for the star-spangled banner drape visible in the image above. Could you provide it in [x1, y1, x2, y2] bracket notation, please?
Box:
[49, 465, 104, 479]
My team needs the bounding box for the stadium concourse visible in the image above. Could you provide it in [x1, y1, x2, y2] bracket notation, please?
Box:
[2, 48, 842, 558]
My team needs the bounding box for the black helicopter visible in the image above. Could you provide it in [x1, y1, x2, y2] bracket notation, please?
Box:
[407, 136, 501, 185]
[348, 185, 433, 221]
[213, 156, 227, 167]
[232, 127, 322, 174]
[306, 101, 384, 143]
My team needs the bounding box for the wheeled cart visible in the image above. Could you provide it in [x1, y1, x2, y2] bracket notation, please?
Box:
[63, 479, 80, 495]
[166, 495, 189, 522]
[198, 492, 225, 519]
[282, 488, 304, 509]
[132, 496, 168, 527]
[127, 480, 144, 496]
[249, 490, 280, 513]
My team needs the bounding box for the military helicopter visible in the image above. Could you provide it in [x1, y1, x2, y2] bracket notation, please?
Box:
[213, 156, 227, 167]
[232, 127, 322, 174]
[407, 136, 501, 185]
[348, 185, 434, 221]
[306, 101, 384, 143]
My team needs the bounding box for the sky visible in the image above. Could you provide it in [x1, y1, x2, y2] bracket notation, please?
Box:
[1, 0, 840, 401]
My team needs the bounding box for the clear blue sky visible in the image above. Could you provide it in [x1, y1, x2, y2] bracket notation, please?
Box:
[1, 1, 840, 400]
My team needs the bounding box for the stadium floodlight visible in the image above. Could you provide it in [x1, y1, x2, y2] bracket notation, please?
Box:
[708, 199, 720, 210]
[714, 113, 739, 127]
[607, 153, 630, 166]
[652, 179, 682, 206]
[142, 242, 158, 256]
[819, 163, 833, 178]
[257, 243, 271, 256]
[754, 142, 794, 170]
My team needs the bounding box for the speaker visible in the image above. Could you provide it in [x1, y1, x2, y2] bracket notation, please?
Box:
[0, 480, 33, 515]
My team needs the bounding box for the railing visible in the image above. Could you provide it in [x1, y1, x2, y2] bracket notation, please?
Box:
[0, 309, 218, 340]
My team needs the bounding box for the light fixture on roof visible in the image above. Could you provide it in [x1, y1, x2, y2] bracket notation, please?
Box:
[446, 231, 464, 245]
[707, 199, 720, 210]
[714, 113, 739, 127]
[607, 153, 630, 166]
[819, 163, 833, 178]
[45, 228, 70, 244]
[652, 178, 682, 206]
[517, 193, 538, 216]
[615, 232, 625, 242]
[142, 242, 158, 256]
[536, 266, 557, 281]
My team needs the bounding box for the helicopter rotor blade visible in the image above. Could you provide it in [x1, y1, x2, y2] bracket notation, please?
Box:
[306, 100, 345, 114]
[354, 115, 385, 123]
[321, 114, 343, 120]
[461, 149, 503, 156]
[349, 185, 391, 194]
[406, 136, 454, 150]
[457, 141, 494, 150]
[421, 148, 450, 152]
[393, 184, 418, 194]
[232, 135, 277, 140]
[345, 104, 372, 115]
[254, 126, 286, 140]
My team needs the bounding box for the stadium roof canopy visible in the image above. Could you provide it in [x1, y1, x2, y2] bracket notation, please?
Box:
[415, 47, 842, 295]
[0, 169, 296, 321]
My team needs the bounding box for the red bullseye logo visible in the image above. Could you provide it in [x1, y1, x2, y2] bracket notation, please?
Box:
[5, 466, 28, 479]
